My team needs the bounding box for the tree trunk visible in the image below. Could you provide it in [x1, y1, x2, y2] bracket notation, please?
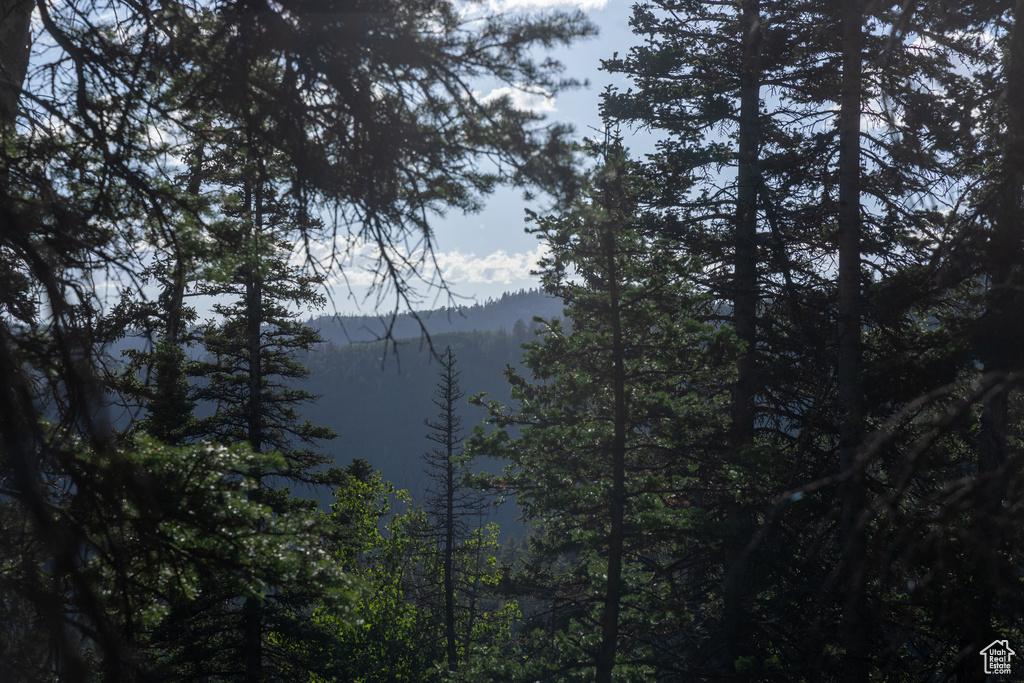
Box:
[246, 177, 264, 457]
[243, 596, 262, 683]
[243, 176, 264, 683]
[444, 352, 458, 673]
[149, 145, 204, 445]
[958, 2, 1024, 679]
[165, 141, 205, 349]
[595, 194, 627, 683]
[0, 0, 33, 127]
[837, 0, 868, 680]
[723, 0, 762, 667]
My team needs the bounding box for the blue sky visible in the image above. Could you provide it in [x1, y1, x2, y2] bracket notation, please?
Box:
[324, 0, 643, 315]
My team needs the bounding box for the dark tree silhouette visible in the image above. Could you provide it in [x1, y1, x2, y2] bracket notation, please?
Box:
[0, 1, 592, 678]
[469, 139, 736, 681]
[421, 346, 485, 673]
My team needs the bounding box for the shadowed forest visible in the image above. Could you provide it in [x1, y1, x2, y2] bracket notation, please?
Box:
[1, 1, 1023, 681]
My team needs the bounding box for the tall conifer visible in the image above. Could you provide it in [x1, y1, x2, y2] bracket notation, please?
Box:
[602, 0, 1018, 676]
[421, 346, 481, 673]
[470, 139, 736, 680]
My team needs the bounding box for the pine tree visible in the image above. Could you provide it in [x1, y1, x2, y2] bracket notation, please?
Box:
[109, 257, 202, 446]
[919, 3, 1024, 677]
[1, 1, 593, 676]
[602, 3, 832, 672]
[470, 139, 737, 680]
[600, 2, 1022, 677]
[173, 174, 341, 679]
[190, 234, 336, 506]
[109, 136, 213, 446]
[420, 346, 486, 674]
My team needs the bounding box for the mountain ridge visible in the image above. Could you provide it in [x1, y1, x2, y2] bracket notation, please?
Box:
[308, 288, 564, 346]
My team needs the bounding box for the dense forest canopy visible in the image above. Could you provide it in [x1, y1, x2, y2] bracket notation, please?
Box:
[1, 0, 1023, 681]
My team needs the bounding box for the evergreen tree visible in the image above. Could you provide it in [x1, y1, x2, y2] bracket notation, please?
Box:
[318, 462, 516, 682]
[603, 6, 836, 669]
[171, 179, 341, 679]
[1, 2, 593, 672]
[916, 3, 1024, 677]
[469, 139, 737, 681]
[421, 347, 484, 674]
[108, 136, 212, 446]
[421, 348, 497, 671]
[0, 432, 351, 682]
[190, 228, 337, 506]
[600, 1, 1021, 677]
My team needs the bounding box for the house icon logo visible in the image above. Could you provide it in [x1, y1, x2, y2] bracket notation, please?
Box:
[980, 639, 1015, 675]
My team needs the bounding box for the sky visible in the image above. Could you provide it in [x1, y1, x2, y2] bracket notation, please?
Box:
[325, 0, 642, 315]
[69, 0, 642, 321]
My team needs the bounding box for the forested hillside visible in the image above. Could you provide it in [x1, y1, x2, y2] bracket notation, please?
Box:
[308, 288, 564, 345]
[3, 1, 1024, 681]
[299, 328, 535, 533]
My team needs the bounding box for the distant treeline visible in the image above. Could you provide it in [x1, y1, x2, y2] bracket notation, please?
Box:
[308, 288, 564, 345]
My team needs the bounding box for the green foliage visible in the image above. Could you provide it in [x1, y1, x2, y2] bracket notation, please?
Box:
[322, 472, 436, 682]
[313, 466, 518, 682]
[135, 340, 199, 445]
[7, 0, 1024, 679]
[0, 433, 354, 681]
[2, 0, 594, 677]
[595, 1, 1024, 679]
[189, 229, 337, 491]
[468, 140, 737, 680]
[166, 187, 345, 681]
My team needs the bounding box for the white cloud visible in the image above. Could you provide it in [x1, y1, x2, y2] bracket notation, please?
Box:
[480, 84, 557, 114]
[432, 244, 550, 284]
[293, 236, 549, 288]
[293, 235, 385, 287]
